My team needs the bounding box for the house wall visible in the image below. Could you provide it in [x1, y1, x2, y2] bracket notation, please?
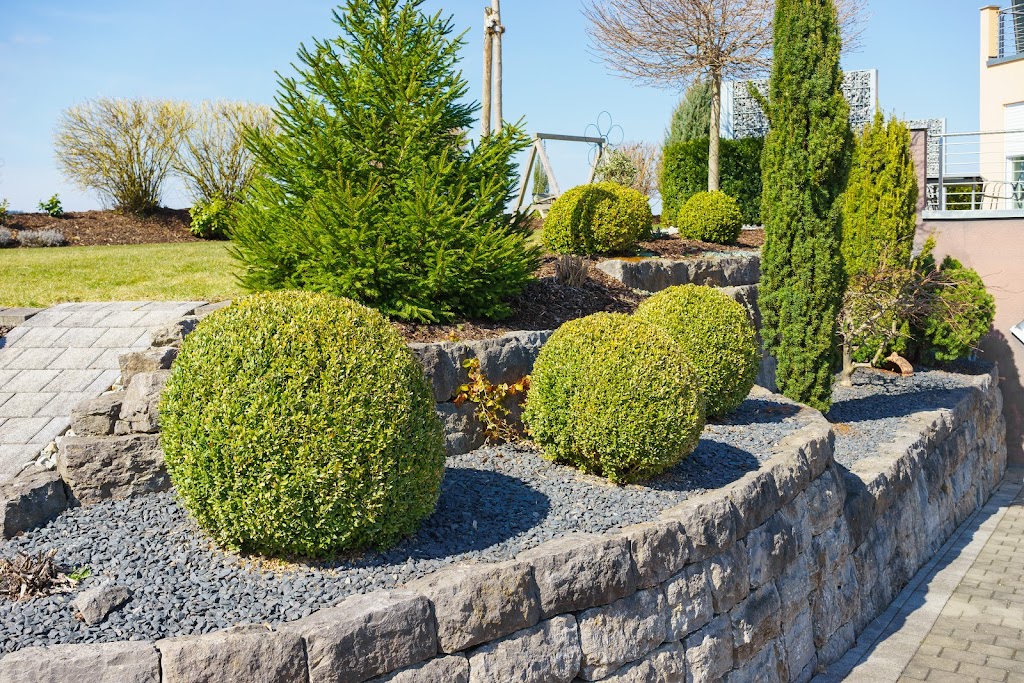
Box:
[980, 6, 1024, 197]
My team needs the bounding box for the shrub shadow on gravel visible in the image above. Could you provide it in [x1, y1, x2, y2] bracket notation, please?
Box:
[829, 386, 971, 424]
[715, 398, 802, 426]
[646, 440, 762, 493]
[372, 467, 551, 563]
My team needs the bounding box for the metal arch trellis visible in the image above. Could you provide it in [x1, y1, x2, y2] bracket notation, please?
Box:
[513, 112, 624, 214]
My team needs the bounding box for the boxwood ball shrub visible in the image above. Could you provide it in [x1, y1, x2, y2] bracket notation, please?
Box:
[635, 285, 760, 417]
[676, 191, 744, 244]
[543, 181, 652, 256]
[523, 313, 705, 484]
[159, 291, 445, 558]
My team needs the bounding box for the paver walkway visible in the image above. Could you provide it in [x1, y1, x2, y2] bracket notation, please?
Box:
[819, 467, 1024, 683]
[0, 301, 203, 482]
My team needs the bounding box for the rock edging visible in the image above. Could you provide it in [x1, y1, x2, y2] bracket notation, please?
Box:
[597, 251, 761, 293]
[0, 368, 1006, 683]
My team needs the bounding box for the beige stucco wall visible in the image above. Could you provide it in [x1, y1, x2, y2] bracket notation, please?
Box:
[919, 218, 1024, 465]
[980, 6, 1024, 199]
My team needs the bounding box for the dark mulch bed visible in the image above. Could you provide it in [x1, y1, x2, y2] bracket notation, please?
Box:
[396, 256, 647, 343]
[632, 228, 764, 258]
[5, 210, 198, 247]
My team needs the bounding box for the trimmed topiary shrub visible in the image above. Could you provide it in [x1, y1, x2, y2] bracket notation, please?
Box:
[523, 312, 705, 484]
[676, 191, 743, 244]
[660, 136, 764, 225]
[635, 285, 760, 417]
[543, 182, 652, 256]
[159, 291, 445, 558]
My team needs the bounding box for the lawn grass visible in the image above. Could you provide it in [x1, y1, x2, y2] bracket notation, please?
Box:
[0, 242, 246, 308]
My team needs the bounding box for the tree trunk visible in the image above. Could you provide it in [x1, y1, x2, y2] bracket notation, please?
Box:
[708, 70, 722, 192]
[841, 342, 855, 387]
[482, 10, 493, 138]
[492, 0, 502, 133]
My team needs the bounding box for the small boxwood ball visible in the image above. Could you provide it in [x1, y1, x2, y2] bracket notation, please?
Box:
[543, 181, 652, 255]
[159, 291, 445, 558]
[635, 284, 760, 417]
[676, 190, 743, 244]
[523, 312, 705, 484]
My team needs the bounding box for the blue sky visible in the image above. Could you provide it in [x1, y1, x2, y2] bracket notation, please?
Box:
[0, 1, 987, 212]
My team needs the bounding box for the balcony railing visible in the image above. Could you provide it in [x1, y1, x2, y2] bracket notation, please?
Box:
[998, 6, 1024, 59]
[926, 129, 1024, 213]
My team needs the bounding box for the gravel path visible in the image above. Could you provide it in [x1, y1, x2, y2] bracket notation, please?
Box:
[828, 364, 987, 468]
[0, 394, 805, 652]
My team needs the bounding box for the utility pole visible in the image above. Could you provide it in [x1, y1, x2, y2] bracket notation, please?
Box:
[482, 0, 504, 137]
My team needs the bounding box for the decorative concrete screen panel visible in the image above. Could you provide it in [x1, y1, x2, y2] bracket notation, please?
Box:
[721, 69, 879, 140]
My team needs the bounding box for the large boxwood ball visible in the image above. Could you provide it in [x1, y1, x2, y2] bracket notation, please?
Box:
[543, 181, 652, 255]
[676, 190, 743, 244]
[523, 313, 705, 484]
[159, 291, 445, 558]
[635, 284, 760, 417]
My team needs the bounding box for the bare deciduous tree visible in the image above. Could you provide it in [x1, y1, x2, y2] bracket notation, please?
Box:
[175, 101, 277, 205]
[54, 98, 190, 216]
[584, 0, 866, 192]
[618, 141, 662, 197]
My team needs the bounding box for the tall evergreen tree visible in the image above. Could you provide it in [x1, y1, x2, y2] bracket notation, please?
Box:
[664, 81, 714, 148]
[841, 111, 918, 279]
[759, 0, 852, 412]
[232, 0, 538, 323]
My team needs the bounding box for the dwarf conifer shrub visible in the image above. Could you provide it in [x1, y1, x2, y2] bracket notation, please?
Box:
[231, 0, 538, 323]
[523, 313, 705, 484]
[543, 182, 652, 255]
[676, 191, 744, 244]
[636, 285, 759, 417]
[159, 291, 445, 558]
[916, 253, 995, 362]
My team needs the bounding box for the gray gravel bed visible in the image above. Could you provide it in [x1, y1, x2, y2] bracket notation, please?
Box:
[0, 395, 804, 653]
[828, 364, 987, 468]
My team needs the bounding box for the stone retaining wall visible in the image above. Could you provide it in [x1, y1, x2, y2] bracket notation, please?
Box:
[597, 251, 760, 293]
[0, 367, 1006, 682]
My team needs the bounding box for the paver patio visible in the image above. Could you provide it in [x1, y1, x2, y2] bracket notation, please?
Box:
[0, 301, 203, 482]
[819, 467, 1024, 683]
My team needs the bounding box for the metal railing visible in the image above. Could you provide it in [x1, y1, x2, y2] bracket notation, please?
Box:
[927, 129, 1024, 211]
[998, 6, 1024, 59]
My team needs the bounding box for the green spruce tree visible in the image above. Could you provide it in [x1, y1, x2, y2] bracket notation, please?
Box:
[759, 0, 853, 412]
[841, 111, 918, 279]
[664, 80, 714, 148]
[232, 0, 538, 323]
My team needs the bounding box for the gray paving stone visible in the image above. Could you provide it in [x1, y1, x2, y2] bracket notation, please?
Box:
[55, 327, 109, 348]
[0, 393, 12, 409]
[100, 310, 151, 327]
[41, 369, 106, 393]
[0, 444, 38, 479]
[50, 347, 106, 370]
[4, 370, 61, 392]
[38, 392, 96, 418]
[0, 349, 26, 370]
[92, 328, 150, 349]
[0, 417, 52, 444]
[0, 392, 56, 418]
[4, 347, 65, 370]
[31, 416, 70, 445]
[13, 327, 69, 348]
[88, 348, 124, 370]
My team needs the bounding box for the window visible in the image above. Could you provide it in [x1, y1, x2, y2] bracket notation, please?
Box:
[1013, 157, 1024, 209]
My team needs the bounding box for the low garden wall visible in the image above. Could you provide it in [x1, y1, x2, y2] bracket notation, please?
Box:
[597, 251, 760, 293]
[0, 363, 1006, 682]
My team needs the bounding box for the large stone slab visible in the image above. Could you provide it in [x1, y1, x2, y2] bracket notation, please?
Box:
[57, 434, 168, 505]
[157, 625, 306, 683]
[368, 655, 469, 683]
[407, 561, 539, 654]
[598, 642, 686, 683]
[117, 371, 168, 434]
[619, 520, 691, 589]
[283, 591, 436, 683]
[69, 393, 123, 437]
[596, 252, 761, 292]
[517, 533, 637, 618]
[684, 615, 734, 683]
[467, 615, 581, 683]
[0, 641, 160, 683]
[0, 470, 68, 539]
[576, 587, 668, 681]
[118, 347, 176, 388]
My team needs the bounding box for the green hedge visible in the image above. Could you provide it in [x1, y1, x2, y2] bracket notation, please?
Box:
[635, 285, 760, 417]
[159, 291, 445, 558]
[660, 137, 764, 225]
[523, 312, 705, 484]
[676, 191, 744, 244]
[919, 256, 996, 362]
[543, 182, 652, 256]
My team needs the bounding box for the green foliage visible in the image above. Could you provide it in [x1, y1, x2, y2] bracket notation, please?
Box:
[759, 0, 852, 412]
[676, 191, 743, 244]
[189, 197, 233, 239]
[532, 148, 550, 196]
[841, 112, 918, 280]
[454, 358, 530, 444]
[665, 81, 714, 147]
[543, 182, 652, 255]
[595, 149, 640, 189]
[231, 0, 539, 323]
[0, 198, 8, 226]
[635, 285, 760, 417]
[38, 194, 64, 218]
[660, 137, 763, 224]
[913, 244, 995, 362]
[159, 291, 445, 558]
[523, 313, 705, 484]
